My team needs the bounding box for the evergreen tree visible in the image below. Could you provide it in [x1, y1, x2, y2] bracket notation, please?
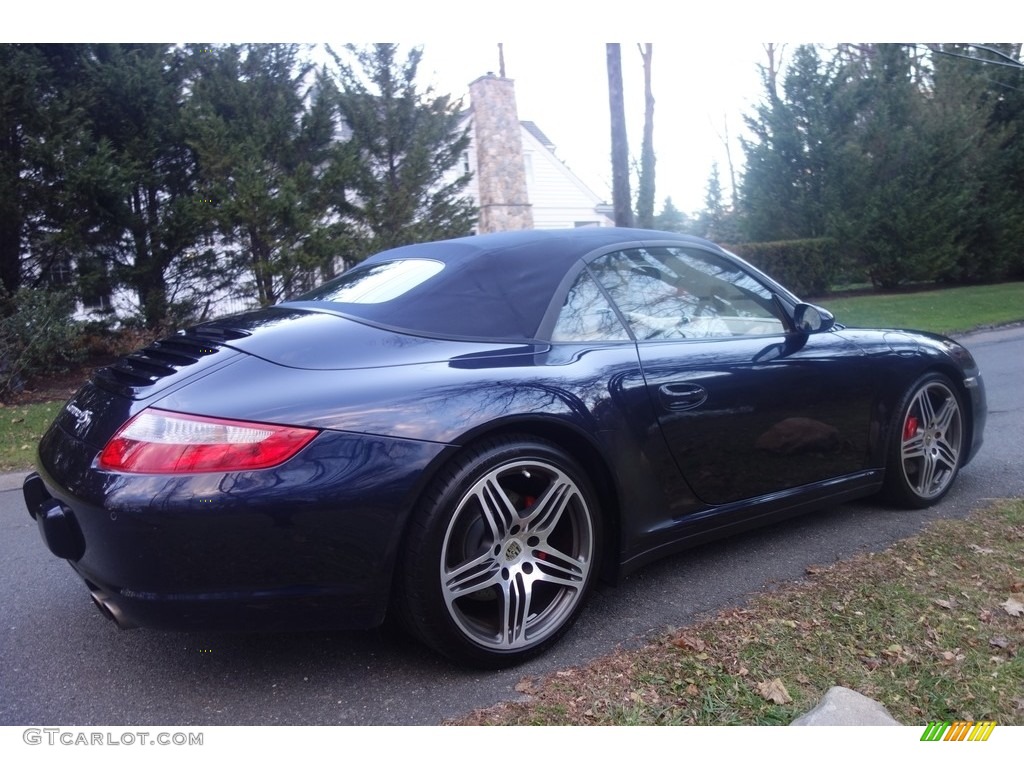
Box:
[188, 44, 352, 306]
[697, 163, 740, 243]
[70, 44, 215, 327]
[833, 44, 973, 287]
[653, 196, 692, 233]
[740, 45, 838, 242]
[738, 43, 1018, 288]
[931, 44, 1024, 281]
[0, 45, 41, 295]
[0, 44, 92, 297]
[328, 44, 475, 259]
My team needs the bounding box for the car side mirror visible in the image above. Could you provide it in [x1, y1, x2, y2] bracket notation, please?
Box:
[793, 303, 835, 334]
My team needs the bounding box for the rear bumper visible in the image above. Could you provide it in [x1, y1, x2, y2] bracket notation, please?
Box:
[25, 422, 450, 632]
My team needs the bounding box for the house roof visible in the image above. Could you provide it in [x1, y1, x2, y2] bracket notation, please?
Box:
[520, 121, 556, 151]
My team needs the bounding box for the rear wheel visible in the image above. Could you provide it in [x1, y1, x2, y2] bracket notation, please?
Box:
[398, 436, 601, 667]
[884, 373, 965, 508]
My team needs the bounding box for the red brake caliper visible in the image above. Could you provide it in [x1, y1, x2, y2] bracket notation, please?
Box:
[903, 415, 919, 442]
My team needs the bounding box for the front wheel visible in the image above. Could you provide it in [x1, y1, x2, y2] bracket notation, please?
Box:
[397, 436, 602, 667]
[883, 373, 965, 508]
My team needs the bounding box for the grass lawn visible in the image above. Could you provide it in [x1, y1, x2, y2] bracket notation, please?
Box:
[0, 401, 62, 472]
[815, 281, 1024, 336]
[455, 499, 1024, 726]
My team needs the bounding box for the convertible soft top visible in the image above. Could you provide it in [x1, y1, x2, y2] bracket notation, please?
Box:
[294, 228, 711, 340]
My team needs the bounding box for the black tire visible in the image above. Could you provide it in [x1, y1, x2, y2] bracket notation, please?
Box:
[397, 435, 602, 668]
[883, 372, 966, 508]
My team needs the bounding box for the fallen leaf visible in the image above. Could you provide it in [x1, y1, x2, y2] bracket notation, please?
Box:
[670, 634, 706, 652]
[989, 636, 1009, 649]
[979, 609, 993, 623]
[968, 544, 994, 555]
[934, 598, 956, 610]
[1010, 582, 1024, 593]
[756, 678, 792, 705]
[1000, 597, 1024, 617]
[805, 564, 827, 575]
[686, 684, 699, 696]
[514, 678, 536, 694]
[861, 657, 882, 671]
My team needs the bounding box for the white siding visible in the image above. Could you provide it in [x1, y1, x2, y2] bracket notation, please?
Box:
[520, 129, 612, 229]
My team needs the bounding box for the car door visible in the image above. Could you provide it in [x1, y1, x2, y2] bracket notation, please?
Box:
[590, 245, 876, 506]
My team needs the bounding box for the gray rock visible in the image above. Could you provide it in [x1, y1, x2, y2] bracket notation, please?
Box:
[790, 686, 900, 726]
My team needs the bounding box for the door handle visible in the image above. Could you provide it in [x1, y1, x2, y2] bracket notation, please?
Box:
[658, 383, 707, 411]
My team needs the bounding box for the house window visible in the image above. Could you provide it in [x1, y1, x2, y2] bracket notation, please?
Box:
[78, 258, 113, 312]
[47, 260, 74, 288]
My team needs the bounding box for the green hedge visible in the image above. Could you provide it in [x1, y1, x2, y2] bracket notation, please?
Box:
[725, 238, 841, 298]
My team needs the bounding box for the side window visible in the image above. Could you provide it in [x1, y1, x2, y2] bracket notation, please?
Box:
[550, 270, 629, 342]
[591, 247, 785, 340]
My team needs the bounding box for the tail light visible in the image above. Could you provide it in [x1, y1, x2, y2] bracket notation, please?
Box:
[98, 409, 318, 474]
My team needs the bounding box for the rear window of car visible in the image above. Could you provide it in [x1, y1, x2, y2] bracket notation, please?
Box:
[300, 259, 444, 304]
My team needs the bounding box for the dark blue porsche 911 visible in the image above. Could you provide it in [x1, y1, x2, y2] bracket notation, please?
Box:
[24, 228, 986, 666]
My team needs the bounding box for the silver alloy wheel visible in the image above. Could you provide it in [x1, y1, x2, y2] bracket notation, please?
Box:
[899, 379, 963, 500]
[439, 458, 595, 651]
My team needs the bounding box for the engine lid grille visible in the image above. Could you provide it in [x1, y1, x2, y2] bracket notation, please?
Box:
[93, 326, 249, 399]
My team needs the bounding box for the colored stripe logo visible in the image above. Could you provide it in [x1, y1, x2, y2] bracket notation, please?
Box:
[920, 721, 996, 741]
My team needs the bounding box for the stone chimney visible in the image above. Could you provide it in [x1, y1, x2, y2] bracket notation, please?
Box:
[469, 74, 533, 232]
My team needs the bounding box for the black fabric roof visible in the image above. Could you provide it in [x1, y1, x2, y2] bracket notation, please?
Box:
[293, 228, 711, 341]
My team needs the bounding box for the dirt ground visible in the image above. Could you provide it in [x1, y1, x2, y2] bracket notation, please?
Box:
[5, 359, 112, 406]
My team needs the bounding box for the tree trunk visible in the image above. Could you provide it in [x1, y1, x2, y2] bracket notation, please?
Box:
[636, 43, 655, 229]
[606, 44, 634, 227]
[0, 123, 23, 295]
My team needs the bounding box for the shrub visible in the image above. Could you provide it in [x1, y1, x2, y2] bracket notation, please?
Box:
[725, 239, 842, 297]
[0, 287, 84, 397]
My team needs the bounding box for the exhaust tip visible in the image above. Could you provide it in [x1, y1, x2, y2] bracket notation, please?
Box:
[89, 590, 138, 629]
